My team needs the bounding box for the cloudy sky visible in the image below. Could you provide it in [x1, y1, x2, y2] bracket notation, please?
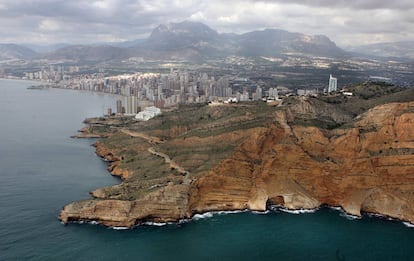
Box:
[0, 0, 413, 47]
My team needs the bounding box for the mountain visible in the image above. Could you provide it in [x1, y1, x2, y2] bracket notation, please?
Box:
[347, 41, 414, 59]
[236, 29, 347, 58]
[3, 21, 348, 62]
[0, 44, 37, 60]
[128, 21, 347, 60]
[146, 21, 220, 50]
[43, 44, 127, 62]
[129, 21, 226, 60]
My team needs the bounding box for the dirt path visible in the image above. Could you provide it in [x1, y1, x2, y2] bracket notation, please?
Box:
[120, 129, 164, 144]
[148, 147, 190, 185]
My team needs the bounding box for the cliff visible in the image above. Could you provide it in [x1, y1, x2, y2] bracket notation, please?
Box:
[59, 85, 414, 227]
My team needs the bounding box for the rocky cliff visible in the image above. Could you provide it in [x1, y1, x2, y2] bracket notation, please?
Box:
[59, 89, 414, 227]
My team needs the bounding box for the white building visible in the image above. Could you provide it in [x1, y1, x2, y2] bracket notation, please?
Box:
[328, 74, 337, 93]
[135, 106, 162, 121]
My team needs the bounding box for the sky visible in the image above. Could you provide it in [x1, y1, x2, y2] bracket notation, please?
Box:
[0, 0, 413, 47]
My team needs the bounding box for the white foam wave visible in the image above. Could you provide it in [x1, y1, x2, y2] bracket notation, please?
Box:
[339, 212, 361, 220]
[278, 208, 319, 214]
[112, 226, 129, 230]
[142, 222, 168, 226]
[191, 209, 249, 221]
[192, 212, 214, 220]
[215, 209, 248, 215]
[330, 206, 342, 211]
[252, 210, 270, 215]
[403, 222, 414, 228]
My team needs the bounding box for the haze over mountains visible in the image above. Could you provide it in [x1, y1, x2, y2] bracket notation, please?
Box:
[0, 21, 411, 62]
[347, 41, 414, 60]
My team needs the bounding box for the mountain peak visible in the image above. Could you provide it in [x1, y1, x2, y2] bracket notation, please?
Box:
[150, 21, 218, 40]
[147, 21, 219, 51]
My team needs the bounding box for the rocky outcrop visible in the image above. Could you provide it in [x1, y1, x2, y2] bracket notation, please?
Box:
[60, 183, 190, 227]
[59, 101, 414, 227]
[94, 141, 130, 179]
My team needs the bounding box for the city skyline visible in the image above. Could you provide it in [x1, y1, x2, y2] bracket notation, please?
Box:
[0, 0, 413, 47]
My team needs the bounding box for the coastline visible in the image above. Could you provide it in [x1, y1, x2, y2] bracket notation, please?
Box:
[60, 134, 414, 228]
[59, 90, 414, 229]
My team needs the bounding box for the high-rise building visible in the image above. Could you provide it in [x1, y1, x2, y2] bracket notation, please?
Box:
[328, 74, 337, 93]
[116, 99, 122, 114]
[125, 96, 137, 115]
[255, 86, 263, 100]
[268, 87, 278, 99]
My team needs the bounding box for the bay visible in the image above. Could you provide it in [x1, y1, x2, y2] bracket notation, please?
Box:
[0, 79, 413, 260]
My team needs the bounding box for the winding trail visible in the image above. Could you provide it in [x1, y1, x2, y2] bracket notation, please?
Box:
[148, 147, 190, 185]
[121, 128, 190, 185]
[120, 129, 164, 144]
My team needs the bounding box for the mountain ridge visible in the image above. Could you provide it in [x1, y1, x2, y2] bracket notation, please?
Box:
[0, 21, 400, 62]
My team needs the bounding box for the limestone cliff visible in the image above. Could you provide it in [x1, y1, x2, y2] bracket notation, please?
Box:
[59, 90, 414, 227]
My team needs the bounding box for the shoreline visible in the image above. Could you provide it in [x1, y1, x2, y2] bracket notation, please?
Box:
[59, 140, 414, 228]
[63, 204, 414, 230]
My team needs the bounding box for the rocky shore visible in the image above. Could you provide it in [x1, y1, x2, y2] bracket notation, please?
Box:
[59, 83, 414, 227]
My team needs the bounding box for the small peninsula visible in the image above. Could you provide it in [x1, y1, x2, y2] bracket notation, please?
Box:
[60, 82, 414, 227]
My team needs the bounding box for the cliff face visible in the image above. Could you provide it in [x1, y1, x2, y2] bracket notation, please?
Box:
[59, 100, 414, 227]
[190, 102, 414, 223]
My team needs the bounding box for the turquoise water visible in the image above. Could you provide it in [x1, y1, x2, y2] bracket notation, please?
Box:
[1, 79, 414, 260]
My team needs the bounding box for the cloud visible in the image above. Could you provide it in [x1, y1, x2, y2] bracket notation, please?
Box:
[251, 0, 414, 10]
[0, 0, 412, 46]
[39, 19, 61, 31]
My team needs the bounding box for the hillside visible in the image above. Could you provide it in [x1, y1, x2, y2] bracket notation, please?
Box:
[0, 44, 37, 60]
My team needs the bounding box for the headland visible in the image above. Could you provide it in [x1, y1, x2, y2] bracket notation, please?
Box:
[59, 82, 414, 227]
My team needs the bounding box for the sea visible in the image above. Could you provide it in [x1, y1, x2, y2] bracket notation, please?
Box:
[1, 79, 414, 260]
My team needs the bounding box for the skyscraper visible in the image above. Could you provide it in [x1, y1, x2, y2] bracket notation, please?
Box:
[125, 96, 137, 115]
[328, 74, 337, 93]
[116, 99, 122, 114]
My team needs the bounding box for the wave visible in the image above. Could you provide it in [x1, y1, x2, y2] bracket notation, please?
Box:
[403, 222, 414, 228]
[269, 205, 319, 214]
[339, 212, 362, 220]
[192, 212, 214, 221]
[191, 210, 248, 221]
[279, 208, 319, 214]
[112, 226, 129, 230]
[327, 206, 362, 220]
[252, 210, 270, 215]
[330, 206, 343, 211]
[142, 222, 169, 226]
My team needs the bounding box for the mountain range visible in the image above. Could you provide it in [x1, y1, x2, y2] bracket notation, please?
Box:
[0, 21, 410, 62]
[0, 44, 37, 60]
[346, 41, 414, 60]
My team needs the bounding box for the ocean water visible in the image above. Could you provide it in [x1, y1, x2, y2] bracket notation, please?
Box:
[1, 79, 414, 260]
